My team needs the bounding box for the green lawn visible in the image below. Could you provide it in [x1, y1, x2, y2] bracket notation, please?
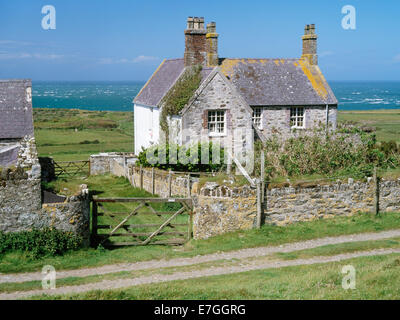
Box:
[338, 110, 400, 143]
[33, 253, 400, 300]
[33, 108, 133, 161]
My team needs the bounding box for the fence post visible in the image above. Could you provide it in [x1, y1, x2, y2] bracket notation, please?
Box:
[373, 167, 380, 215]
[151, 167, 155, 195]
[187, 210, 193, 241]
[187, 174, 191, 197]
[256, 179, 262, 229]
[168, 170, 172, 198]
[261, 150, 265, 203]
[140, 165, 143, 190]
[91, 201, 98, 246]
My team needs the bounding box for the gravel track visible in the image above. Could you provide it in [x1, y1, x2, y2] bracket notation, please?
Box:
[1, 229, 400, 286]
[1, 248, 399, 300]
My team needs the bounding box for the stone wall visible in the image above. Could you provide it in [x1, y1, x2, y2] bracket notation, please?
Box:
[41, 187, 90, 246]
[0, 170, 90, 245]
[260, 105, 338, 140]
[192, 178, 400, 239]
[265, 178, 400, 225]
[90, 152, 137, 176]
[192, 183, 257, 239]
[182, 71, 253, 157]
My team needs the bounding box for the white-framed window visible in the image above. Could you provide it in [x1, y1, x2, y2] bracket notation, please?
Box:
[208, 110, 226, 135]
[252, 107, 262, 129]
[290, 107, 305, 128]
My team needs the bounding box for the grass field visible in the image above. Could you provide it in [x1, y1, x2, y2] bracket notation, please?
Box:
[32, 108, 400, 162]
[338, 109, 400, 143]
[33, 108, 133, 161]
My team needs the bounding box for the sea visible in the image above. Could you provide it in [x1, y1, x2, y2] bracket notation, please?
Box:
[32, 81, 400, 112]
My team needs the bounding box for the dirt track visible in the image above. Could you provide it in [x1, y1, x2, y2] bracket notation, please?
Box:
[1, 229, 400, 299]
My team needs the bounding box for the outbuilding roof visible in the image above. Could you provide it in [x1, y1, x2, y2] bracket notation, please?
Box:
[0, 79, 34, 139]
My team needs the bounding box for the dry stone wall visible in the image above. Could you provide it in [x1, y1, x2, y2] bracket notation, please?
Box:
[193, 183, 257, 239]
[192, 178, 400, 239]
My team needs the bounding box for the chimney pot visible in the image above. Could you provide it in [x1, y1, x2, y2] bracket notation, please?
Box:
[302, 23, 318, 65]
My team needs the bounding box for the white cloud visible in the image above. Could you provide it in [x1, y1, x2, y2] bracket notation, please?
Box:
[393, 54, 400, 63]
[319, 51, 334, 58]
[98, 55, 158, 64]
[0, 40, 33, 47]
[0, 52, 64, 60]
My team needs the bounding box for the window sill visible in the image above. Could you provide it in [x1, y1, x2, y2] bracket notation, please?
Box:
[209, 133, 227, 137]
[291, 126, 306, 130]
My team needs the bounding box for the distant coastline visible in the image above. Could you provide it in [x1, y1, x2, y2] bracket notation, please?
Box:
[32, 80, 400, 112]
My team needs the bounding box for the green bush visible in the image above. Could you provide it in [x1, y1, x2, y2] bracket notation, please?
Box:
[0, 228, 82, 258]
[255, 125, 400, 180]
[137, 141, 225, 173]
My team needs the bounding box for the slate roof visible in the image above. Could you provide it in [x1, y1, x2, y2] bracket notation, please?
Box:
[220, 58, 337, 106]
[134, 59, 185, 107]
[0, 79, 34, 139]
[133, 59, 214, 107]
[0, 145, 19, 167]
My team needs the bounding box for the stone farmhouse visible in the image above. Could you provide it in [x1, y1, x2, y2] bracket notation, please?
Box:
[135, 17, 338, 157]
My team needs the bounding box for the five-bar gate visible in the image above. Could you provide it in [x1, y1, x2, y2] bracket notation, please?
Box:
[91, 197, 193, 247]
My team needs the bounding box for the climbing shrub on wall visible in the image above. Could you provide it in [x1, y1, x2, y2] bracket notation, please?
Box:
[137, 141, 225, 172]
[160, 65, 202, 136]
[254, 124, 400, 180]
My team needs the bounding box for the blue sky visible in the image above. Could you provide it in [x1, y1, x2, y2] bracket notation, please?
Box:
[1, 0, 400, 81]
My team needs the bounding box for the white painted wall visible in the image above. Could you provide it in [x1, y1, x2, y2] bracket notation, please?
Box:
[168, 115, 182, 145]
[134, 103, 160, 155]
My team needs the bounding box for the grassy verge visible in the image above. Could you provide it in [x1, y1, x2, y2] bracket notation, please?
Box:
[32, 253, 400, 300]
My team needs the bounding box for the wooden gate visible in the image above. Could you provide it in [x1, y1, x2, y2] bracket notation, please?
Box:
[54, 160, 89, 178]
[91, 197, 193, 247]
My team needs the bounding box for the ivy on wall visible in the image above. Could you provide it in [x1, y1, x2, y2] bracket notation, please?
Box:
[160, 65, 202, 137]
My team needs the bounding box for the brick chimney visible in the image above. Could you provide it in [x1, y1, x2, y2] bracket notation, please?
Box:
[302, 24, 318, 65]
[184, 17, 207, 67]
[206, 22, 219, 67]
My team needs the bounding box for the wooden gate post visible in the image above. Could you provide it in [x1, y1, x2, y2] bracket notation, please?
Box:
[188, 211, 193, 241]
[373, 167, 380, 215]
[187, 174, 191, 197]
[256, 179, 262, 229]
[261, 150, 265, 203]
[91, 201, 98, 246]
[151, 167, 155, 195]
[140, 165, 143, 190]
[168, 170, 172, 197]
